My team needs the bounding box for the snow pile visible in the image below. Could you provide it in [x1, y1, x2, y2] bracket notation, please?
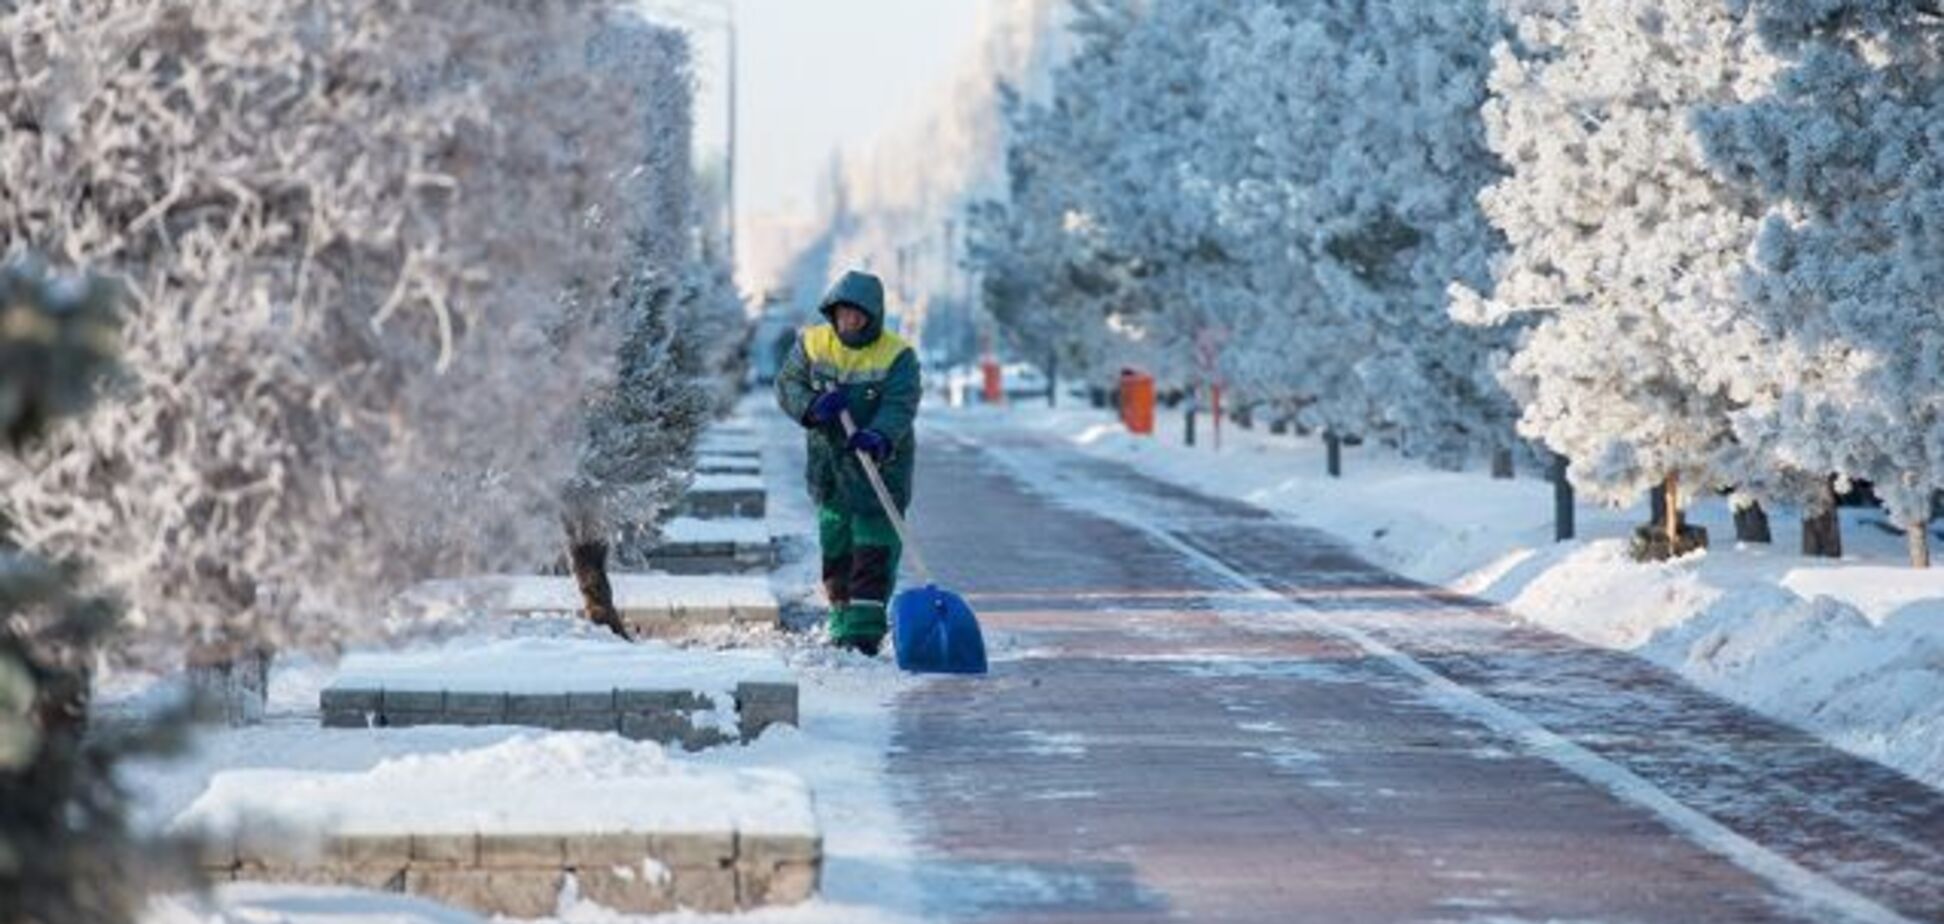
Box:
[171, 733, 817, 839]
[960, 404, 1944, 789]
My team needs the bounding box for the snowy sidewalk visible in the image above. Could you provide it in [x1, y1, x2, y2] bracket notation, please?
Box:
[885, 416, 1944, 923]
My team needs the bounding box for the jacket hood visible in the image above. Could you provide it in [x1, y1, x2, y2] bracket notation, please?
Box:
[818, 270, 886, 346]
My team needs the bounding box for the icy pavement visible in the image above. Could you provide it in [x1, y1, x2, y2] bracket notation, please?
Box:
[884, 415, 1944, 923]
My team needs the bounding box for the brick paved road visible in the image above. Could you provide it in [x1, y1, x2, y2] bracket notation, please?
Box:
[887, 420, 1944, 923]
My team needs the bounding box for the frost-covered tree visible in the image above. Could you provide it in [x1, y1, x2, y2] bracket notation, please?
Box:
[1202, 0, 1519, 469]
[0, 1, 651, 698]
[1696, 0, 1944, 567]
[1, 255, 196, 924]
[1457, 0, 1784, 556]
[563, 16, 727, 638]
[972, 0, 1258, 399]
[977, 0, 1524, 477]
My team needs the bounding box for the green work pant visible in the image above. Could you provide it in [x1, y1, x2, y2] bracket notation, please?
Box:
[818, 505, 903, 643]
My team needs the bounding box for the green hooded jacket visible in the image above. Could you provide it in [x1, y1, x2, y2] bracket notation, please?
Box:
[775, 271, 922, 516]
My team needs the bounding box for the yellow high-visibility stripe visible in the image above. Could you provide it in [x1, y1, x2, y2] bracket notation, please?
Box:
[802, 324, 910, 384]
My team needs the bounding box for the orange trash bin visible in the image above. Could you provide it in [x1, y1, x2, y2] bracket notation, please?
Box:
[1120, 368, 1154, 436]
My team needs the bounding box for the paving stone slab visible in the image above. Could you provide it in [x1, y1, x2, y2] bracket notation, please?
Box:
[739, 859, 819, 906]
[617, 689, 708, 712]
[507, 692, 569, 720]
[408, 869, 562, 920]
[567, 690, 617, 713]
[671, 866, 738, 913]
[697, 457, 761, 475]
[410, 833, 479, 867]
[563, 833, 653, 866]
[321, 709, 370, 729]
[651, 831, 736, 866]
[378, 710, 442, 728]
[739, 833, 821, 865]
[444, 692, 507, 720]
[210, 825, 817, 915]
[479, 833, 566, 869]
[578, 867, 677, 914]
[381, 690, 444, 713]
[320, 681, 795, 748]
[320, 688, 381, 712]
[329, 834, 411, 867]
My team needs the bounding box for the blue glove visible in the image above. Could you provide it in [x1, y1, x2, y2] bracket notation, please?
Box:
[847, 428, 892, 462]
[804, 390, 848, 426]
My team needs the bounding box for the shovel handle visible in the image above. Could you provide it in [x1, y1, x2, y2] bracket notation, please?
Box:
[838, 406, 934, 585]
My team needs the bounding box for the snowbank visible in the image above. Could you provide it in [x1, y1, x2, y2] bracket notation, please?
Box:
[949, 403, 1944, 790]
[171, 733, 817, 839]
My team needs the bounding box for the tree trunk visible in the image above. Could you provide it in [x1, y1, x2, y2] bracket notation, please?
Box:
[1663, 473, 1681, 548]
[1184, 406, 1197, 447]
[1491, 448, 1514, 480]
[1801, 481, 1843, 558]
[1649, 485, 1668, 531]
[1325, 430, 1343, 478]
[1551, 453, 1575, 542]
[567, 538, 630, 640]
[1237, 405, 1254, 430]
[1908, 521, 1931, 569]
[1733, 501, 1772, 544]
[186, 645, 271, 726]
[1046, 351, 1058, 408]
[1269, 417, 1289, 436]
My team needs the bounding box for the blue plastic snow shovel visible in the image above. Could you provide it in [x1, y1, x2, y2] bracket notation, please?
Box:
[840, 408, 988, 675]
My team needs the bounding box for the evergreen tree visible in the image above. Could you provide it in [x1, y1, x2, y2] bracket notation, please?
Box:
[1, 255, 196, 924]
[1457, 0, 1785, 555]
[1697, 0, 1944, 567]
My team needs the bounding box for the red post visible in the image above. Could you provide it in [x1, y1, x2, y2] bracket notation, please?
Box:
[981, 359, 1003, 404]
[1120, 369, 1155, 436]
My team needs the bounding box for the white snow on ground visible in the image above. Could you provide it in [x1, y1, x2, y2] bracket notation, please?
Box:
[405, 574, 774, 615]
[330, 636, 787, 696]
[942, 401, 1944, 790]
[662, 517, 771, 546]
[691, 473, 765, 493]
[134, 397, 939, 922]
[148, 884, 490, 924]
[172, 733, 815, 839]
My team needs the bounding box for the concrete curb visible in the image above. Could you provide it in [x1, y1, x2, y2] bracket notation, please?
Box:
[200, 826, 821, 916]
[321, 681, 798, 749]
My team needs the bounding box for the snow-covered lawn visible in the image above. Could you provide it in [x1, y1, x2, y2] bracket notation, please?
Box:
[125, 612, 928, 923]
[945, 401, 1944, 791]
[129, 401, 933, 923]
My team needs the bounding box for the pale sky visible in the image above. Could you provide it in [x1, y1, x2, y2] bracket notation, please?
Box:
[689, 0, 987, 223]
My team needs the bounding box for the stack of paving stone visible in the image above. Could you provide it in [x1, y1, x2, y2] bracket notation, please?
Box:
[190, 812, 820, 916]
[679, 423, 766, 519]
[655, 419, 772, 572]
[320, 681, 799, 751]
